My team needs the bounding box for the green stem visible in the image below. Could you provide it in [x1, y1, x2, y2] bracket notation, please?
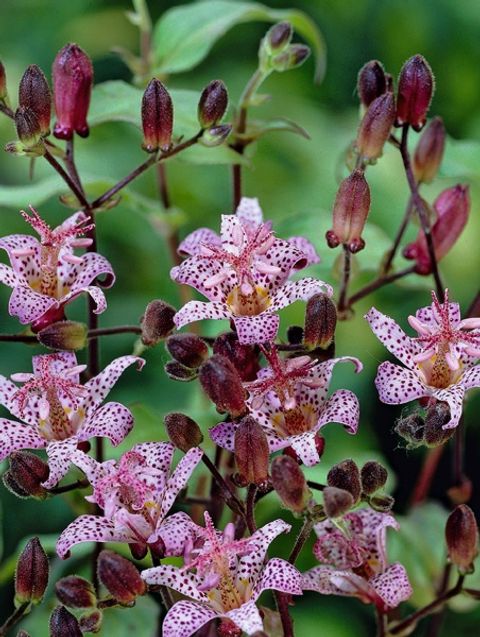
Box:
[382, 196, 414, 275]
[43, 148, 89, 208]
[201, 454, 246, 520]
[288, 518, 314, 565]
[348, 266, 416, 306]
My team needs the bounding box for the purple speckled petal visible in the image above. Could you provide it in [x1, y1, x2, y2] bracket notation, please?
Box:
[142, 564, 207, 602]
[225, 600, 264, 635]
[161, 447, 203, 518]
[0, 417, 45, 460]
[63, 251, 115, 291]
[461, 365, 480, 391]
[302, 566, 345, 595]
[252, 557, 303, 600]
[61, 285, 108, 315]
[317, 389, 360, 434]
[269, 278, 333, 311]
[174, 300, 231, 330]
[374, 362, 427, 405]
[161, 601, 218, 637]
[0, 234, 41, 282]
[236, 519, 291, 586]
[56, 515, 133, 559]
[370, 563, 412, 609]
[177, 228, 221, 257]
[220, 215, 246, 254]
[416, 301, 461, 329]
[365, 307, 421, 369]
[155, 511, 198, 557]
[235, 197, 263, 229]
[32, 351, 77, 376]
[43, 438, 78, 488]
[9, 285, 57, 324]
[78, 402, 134, 446]
[287, 236, 320, 266]
[0, 263, 20, 288]
[133, 441, 175, 475]
[234, 313, 280, 345]
[83, 355, 145, 413]
[0, 374, 36, 425]
[70, 450, 115, 487]
[289, 432, 321, 466]
[431, 384, 465, 430]
[209, 420, 236, 451]
[171, 257, 232, 301]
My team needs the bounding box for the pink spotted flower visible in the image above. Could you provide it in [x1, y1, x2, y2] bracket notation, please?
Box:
[0, 207, 114, 329]
[0, 352, 142, 488]
[56, 442, 203, 559]
[171, 197, 330, 344]
[366, 289, 480, 429]
[142, 513, 302, 636]
[211, 347, 362, 466]
[302, 509, 412, 610]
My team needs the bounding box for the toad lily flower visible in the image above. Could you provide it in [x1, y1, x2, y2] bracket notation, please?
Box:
[366, 290, 480, 429]
[142, 514, 302, 637]
[0, 207, 114, 329]
[0, 352, 143, 488]
[303, 509, 412, 610]
[211, 347, 362, 465]
[57, 442, 203, 559]
[171, 197, 330, 344]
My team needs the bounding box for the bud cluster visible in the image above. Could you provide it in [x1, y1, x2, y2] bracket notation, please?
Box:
[259, 22, 311, 75]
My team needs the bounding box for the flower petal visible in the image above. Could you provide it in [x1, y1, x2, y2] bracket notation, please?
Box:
[155, 511, 198, 557]
[177, 228, 221, 257]
[133, 441, 176, 475]
[460, 365, 480, 391]
[83, 355, 144, 413]
[70, 450, 115, 487]
[61, 285, 108, 315]
[0, 375, 37, 425]
[317, 389, 360, 434]
[60, 251, 115, 292]
[235, 197, 263, 229]
[234, 313, 280, 344]
[171, 257, 232, 301]
[43, 438, 79, 488]
[161, 447, 203, 518]
[226, 600, 264, 635]
[174, 300, 230, 330]
[252, 557, 303, 600]
[290, 432, 321, 466]
[370, 562, 412, 608]
[8, 285, 57, 324]
[78, 402, 134, 446]
[142, 564, 207, 602]
[374, 362, 427, 404]
[0, 234, 41, 282]
[0, 417, 45, 460]
[288, 236, 320, 266]
[365, 307, 420, 368]
[270, 278, 333, 311]
[209, 420, 236, 451]
[0, 263, 19, 288]
[161, 601, 217, 637]
[236, 519, 291, 586]
[56, 515, 133, 559]
[431, 383, 465, 429]
[302, 565, 349, 595]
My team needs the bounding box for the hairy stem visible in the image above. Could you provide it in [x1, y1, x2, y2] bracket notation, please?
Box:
[275, 591, 295, 637]
[201, 454, 246, 520]
[48, 478, 90, 494]
[288, 518, 314, 565]
[0, 602, 30, 636]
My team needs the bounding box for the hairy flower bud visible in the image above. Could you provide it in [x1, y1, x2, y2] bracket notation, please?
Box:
[266, 22, 293, 52]
[141, 78, 173, 152]
[356, 92, 396, 163]
[394, 412, 425, 448]
[199, 355, 247, 417]
[446, 505, 479, 574]
[53, 43, 93, 140]
[198, 80, 228, 129]
[79, 609, 103, 633]
[327, 459, 361, 503]
[15, 537, 49, 606]
[166, 333, 209, 368]
[423, 401, 455, 447]
[326, 169, 371, 253]
[15, 106, 42, 148]
[141, 299, 176, 345]
[97, 550, 146, 605]
[4, 451, 50, 499]
[200, 123, 232, 147]
[357, 60, 387, 107]
[18, 65, 51, 136]
[369, 493, 395, 512]
[413, 116, 445, 184]
[304, 293, 337, 349]
[37, 320, 88, 351]
[271, 455, 311, 513]
[164, 412, 203, 452]
[234, 416, 269, 487]
[55, 576, 96, 609]
[395, 54, 434, 131]
[360, 461, 388, 495]
[0, 61, 7, 101]
[164, 360, 197, 381]
[323, 486, 354, 518]
[213, 332, 259, 382]
[271, 44, 310, 72]
[49, 606, 82, 637]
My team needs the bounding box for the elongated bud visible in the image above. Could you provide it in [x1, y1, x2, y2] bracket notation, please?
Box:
[369, 493, 395, 512]
[446, 505, 479, 574]
[164, 360, 197, 381]
[15, 106, 42, 148]
[166, 333, 209, 368]
[395, 54, 434, 131]
[326, 169, 371, 253]
[360, 461, 388, 495]
[164, 412, 203, 451]
[423, 401, 455, 447]
[0, 61, 7, 100]
[200, 123, 232, 147]
[357, 60, 387, 107]
[37, 320, 88, 351]
[327, 459, 361, 503]
[199, 355, 247, 417]
[323, 486, 354, 518]
[141, 299, 176, 345]
[49, 606, 82, 637]
[356, 92, 396, 163]
[79, 610, 103, 634]
[271, 44, 310, 72]
[4, 451, 50, 499]
[213, 332, 259, 382]
[198, 80, 228, 129]
[97, 550, 146, 605]
[271, 455, 311, 513]
[15, 537, 49, 606]
[141, 78, 173, 152]
[304, 293, 337, 349]
[53, 43, 93, 140]
[267, 22, 293, 51]
[234, 416, 269, 487]
[413, 117, 445, 183]
[19, 65, 51, 136]
[55, 576, 96, 609]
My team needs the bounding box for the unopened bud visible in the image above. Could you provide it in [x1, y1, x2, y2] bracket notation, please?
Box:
[446, 505, 478, 574]
[4, 451, 49, 499]
[37, 320, 87, 351]
[357, 60, 387, 107]
[304, 293, 337, 349]
[166, 333, 208, 368]
[218, 619, 242, 637]
[369, 493, 395, 512]
[198, 80, 228, 129]
[271, 455, 311, 513]
[413, 117, 445, 183]
[141, 78, 173, 152]
[53, 43, 93, 140]
[360, 461, 388, 495]
[15, 537, 49, 606]
[271, 44, 310, 72]
[49, 606, 82, 637]
[200, 123, 232, 147]
[79, 609, 103, 633]
[0, 61, 7, 100]
[164, 412, 203, 452]
[356, 92, 395, 163]
[423, 401, 455, 447]
[97, 550, 146, 605]
[234, 416, 269, 487]
[266, 22, 293, 52]
[323, 486, 354, 518]
[326, 169, 371, 253]
[395, 54, 434, 131]
[164, 360, 197, 381]
[327, 459, 361, 503]
[199, 355, 247, 417]
[19, 65, 51, 136]
[141, 299, 176, 345]
[15, 106, 42, 148]
[213, 332, 259, 381]
[55, 576, 96, 609]
[394, 412, 424, 448]
[129, 543, 148, 561]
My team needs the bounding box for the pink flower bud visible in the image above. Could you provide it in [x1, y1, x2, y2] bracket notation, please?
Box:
[360, 461, 388, 495]
[327, 459, 361, 503]
[198, 80, 228, 129]
[446, 505, 479, 574]
[141, 78, 173, 152]
[395, 54, 434, 131]
[164, 412, 204, 452]
[0, 61, 7, 100]
[15, 537, 49, 606]
[304, 293, 337, 349]
[53, 43, 93, 140]
[213, 332, 259, 381]
[166, 333, 209, 368]
[37, 320, 88, 351]
[199, 355, 247, 417]
[271, 455, 311, 513]
[357, 60, 387, 107]
[234, 416, 269, 487]
[49, 606, 82, 637]
[323, 486, 354, 518]
[55, 576, 96, 609]
[413, 116, 446, 183]
[97, 550, 146, 605]
[356, 92, 396, 162]
[18, 65, 51, 136]
[4, 451, 50, 499]
[141, 299, 176, 345]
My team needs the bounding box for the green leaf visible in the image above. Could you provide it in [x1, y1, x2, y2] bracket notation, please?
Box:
[151, 0, 326, 82]
[248, 117, 311, 140]
[440, 137, 480, 180]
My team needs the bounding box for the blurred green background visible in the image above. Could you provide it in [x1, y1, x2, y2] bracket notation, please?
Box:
[0, 0, 479, 635]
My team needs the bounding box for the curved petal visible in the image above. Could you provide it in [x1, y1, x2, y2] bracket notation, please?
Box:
[234, 313, 279, 345]
[43, 438, 79, 488]
[416, 301, 461, 329]
[270, 278, 333, 311]
[461, 365, 480, 391]
[209, 420, 236, 451]
[174, 300, 230, 330]
[252, 558, 303, 600]
[236, 519, 291, 585]
[0, 375, 37, 425]
[32, 351, 78, 376]
[0, 234, 41, 282]
[161, 447, 203, 518]
[317, 389, 360, 434]
[171, 256, 232, 301]
[70, 450, 115, 487]
[0, 417, 45, 460]
[61, 285, 108, 315]
[63, 251, 115, 291]
[133, 441, 175, 475]
[302, 566, 343, 595]
[0, 263, 19, 288]
[289, 432, 321, 466]
[8, 285, 57, 324]
[78, 402, 134, 446]
[56, 515, 133, 559]
[142, 564, 207, 602]
[83, 355, 145, 413]
[235, 197, 263, 230]
[220, 215, 246, 254]
[431, 383, 465, 430]
[177, 227, 221, 257]
[226, 600, 263, 635]
[365, 307, 420, 369]
[370, 563, 412, 609]
[161, 601, 217, 637]
[288, 236, 320, 266]
[374, 362, 427, 405]
[155, 511, 198, 558]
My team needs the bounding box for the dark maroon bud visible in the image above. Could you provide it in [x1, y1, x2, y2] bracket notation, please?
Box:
[356, 92, 396, 162]
[49, 606, 82, 637]
[141, 78, 173, 152]
[18, 65, 51, 136]
[323, 486, 354, 518]
[327, 170, 371, 252]
[218, 618, 243, 637]
[357, 60, 387, 107]
[234, 416, 269, 487]
[53, 43, 93, 140]
[15, 537, 49, 606]
[267, 22, 293, 51]
[198, 80, 228, 129]
[423, 401, 455, 447]
[448, 477, 473, 506]
[164, 360, 197, 381]
[129, 543, 148, 561]
[141, 299, 176, 346]
[360, 461, 388, 495]
[304, 293, 337, 349]
[37, 320, 88, 351]
[213, 332, 259, 382]
[199, 355, 247, 417]
[394, 412, 425, 448]
[4, 451, 50, 499]
[166, 333, 209, 368]
[271, 455, 311, 513]
[287, 325, 304, 345]
[79, 609, 103, 633]
[55, 576, 96, 609]
[15, 106, 42, 148]
[446, 505, 478, 574]
[251, 633, 269, 637]
[369, 493, 395, 512]
[164, 412, 204, 452]
[148, 536, 166, 560]
[0, 61, 7, 100]
[395, 54, 434, 131]
[97, 550, 146, 605]
[200, 123, 232, 147]
[327, 459, 361, 503]
[413, 116, 445, 183]
[272, 44, 310, 72]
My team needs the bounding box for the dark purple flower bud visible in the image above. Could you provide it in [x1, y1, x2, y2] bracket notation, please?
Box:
[0, 61, 7, 100]
[55, 576, 96, 609]
[413, 116, 445, 184]
[327, 459, 361, 503]
[356, 92, 396, 162]
[4, 451, 50, 499]
[79, 609, 103, 633]
[272, 44, 310, 72]
[200, 123, 232, 147]
[234, 416, 269, 487]
[271, 455, 311, 513]
[129, 543, 148, 561]
[304, 293, 337, 349]
[323, 486, 354, 518]
[37, 320, 88, 351]
[15, 106, 42, 148]
[218, 619, 243, 637]
[164, 412, 204, 452]
[15, 537, 49, 606]
[18, 65, 51, 136]
[198, 80, 228, 129]
[141, 299, 176, 345]
[199, 355, 247, 417]
[97, 550, 146, 605]
[360, 461, 388, 495]
[395, 54, 434, 131]
[166, 333, 209, 368]
[357, 60, 387, 107]
[141, 78, 173, 152]
[423, 401, 455, 447]
[394, 412, 425, 448]
[213, 332, 259, 382]
[49, 606, 82, 637]
[369, 493, 395, 512]
[446, 505, 478, 574]
[53, 43, 93, 140]
[267, 22, 293, 51]
[164, 360, 197, 381]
